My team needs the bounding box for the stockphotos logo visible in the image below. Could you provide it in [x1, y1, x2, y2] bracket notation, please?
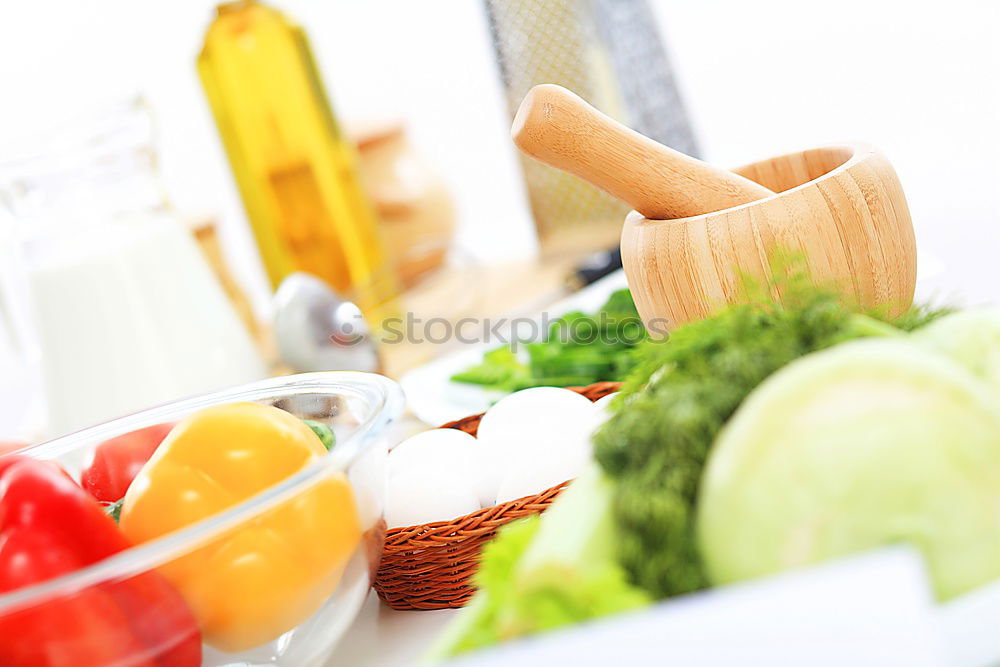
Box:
[345, 311, 669, 348]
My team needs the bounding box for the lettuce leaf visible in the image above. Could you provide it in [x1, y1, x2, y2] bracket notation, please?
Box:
[427, 465, 650, 660]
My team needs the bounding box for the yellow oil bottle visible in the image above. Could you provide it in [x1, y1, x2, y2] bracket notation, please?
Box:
[198, 0, 396, 322]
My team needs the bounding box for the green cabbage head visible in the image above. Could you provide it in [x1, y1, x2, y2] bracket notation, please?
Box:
[698, 339, 1000, 601]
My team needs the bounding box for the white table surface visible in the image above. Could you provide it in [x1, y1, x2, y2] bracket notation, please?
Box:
[329, 592, 458, 666]
[329, 549, 954, 667]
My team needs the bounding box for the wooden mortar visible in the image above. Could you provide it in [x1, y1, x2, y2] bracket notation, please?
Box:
[513, 85, 917, 332]
[623, 143, 917, 330]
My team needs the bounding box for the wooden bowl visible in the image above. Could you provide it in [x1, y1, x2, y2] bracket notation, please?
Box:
[620, 143, 917, 332]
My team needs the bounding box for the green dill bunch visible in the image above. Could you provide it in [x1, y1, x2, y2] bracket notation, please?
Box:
[593, 259, 944, 599]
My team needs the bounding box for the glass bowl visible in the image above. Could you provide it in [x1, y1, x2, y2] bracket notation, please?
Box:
[0, 371, 404, 666]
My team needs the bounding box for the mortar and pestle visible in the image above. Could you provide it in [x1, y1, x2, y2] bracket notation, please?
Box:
[512, 84, 917, 332]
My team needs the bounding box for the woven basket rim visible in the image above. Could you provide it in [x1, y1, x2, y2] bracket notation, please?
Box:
[383, 381, 621, 539]
[383, 480, 572, 546]
[374, 381, 621, 610]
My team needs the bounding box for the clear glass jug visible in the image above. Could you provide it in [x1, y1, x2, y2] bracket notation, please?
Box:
[0, 98, 266, 436]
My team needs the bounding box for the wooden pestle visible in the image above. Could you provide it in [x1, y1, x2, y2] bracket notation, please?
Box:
[511, 84, 774, 220]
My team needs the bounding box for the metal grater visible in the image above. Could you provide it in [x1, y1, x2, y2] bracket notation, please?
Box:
[483, 0, 699, 241]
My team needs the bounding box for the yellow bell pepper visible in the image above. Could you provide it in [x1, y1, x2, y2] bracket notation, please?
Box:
[120, 402, 361, 652]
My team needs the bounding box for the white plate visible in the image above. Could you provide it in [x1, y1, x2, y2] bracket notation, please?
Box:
[400, 271, 630, 426]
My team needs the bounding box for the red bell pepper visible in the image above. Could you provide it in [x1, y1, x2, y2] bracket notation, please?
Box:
[0, 455, 201, 667]
[81, 423, 174, 502]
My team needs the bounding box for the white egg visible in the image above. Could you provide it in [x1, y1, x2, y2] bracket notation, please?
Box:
[476, 387, 594, 507]
[389, 428, 501, 510]
[477, 388, 595, 465]
[592, 392, 619, 428]
[389, 428, 478, 479]
[592, 391, 618, 411]
[478, 387, 597, 505]
[469, 438, 505, 508]
[385, 464, 480, 528]
[477, 387, 595, 447]
[494, 440, 591, 504]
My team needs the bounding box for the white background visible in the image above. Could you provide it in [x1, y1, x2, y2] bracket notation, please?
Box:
[0, 0, 997, 313]
[0, 4, 996, 657]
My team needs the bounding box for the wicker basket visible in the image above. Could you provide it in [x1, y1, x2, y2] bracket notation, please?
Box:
[374, 381, 621, 610]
